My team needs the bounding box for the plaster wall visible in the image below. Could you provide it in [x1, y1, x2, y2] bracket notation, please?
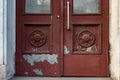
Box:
[109, 0, 120, 80]
[0, 0, 3, 65]
[6, 0, 16, 79]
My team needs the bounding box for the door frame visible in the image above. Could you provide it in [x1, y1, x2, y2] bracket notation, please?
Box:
[1, 0, 119, 79]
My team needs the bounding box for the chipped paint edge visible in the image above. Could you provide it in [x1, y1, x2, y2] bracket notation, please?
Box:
[64, 45, 70, 55]
[33, 69, 43, 76]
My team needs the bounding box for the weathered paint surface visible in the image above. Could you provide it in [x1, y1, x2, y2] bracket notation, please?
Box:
[23, 54, 58, 66]
[64, 46, 69, 55]
[33, 69, 43, 76]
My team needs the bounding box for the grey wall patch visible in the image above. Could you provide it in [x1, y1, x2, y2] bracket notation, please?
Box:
[33, 69, 43, 76]
[23, 54, 58, 66]
[64, 46, 70, 54]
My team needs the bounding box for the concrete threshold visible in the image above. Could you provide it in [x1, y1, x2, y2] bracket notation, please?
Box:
[11, 77, 111, 80]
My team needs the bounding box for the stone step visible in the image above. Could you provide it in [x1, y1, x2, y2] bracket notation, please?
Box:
[11, 77, 111, 80]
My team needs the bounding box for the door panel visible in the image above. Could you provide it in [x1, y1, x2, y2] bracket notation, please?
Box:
[73, 23, 101, 54]
[16, 0, 62, 76]
[16, 0, 109, 76]
[63, 0, 109, 76]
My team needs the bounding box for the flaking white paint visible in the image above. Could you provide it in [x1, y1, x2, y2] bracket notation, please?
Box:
[23, 54, 58, 66]
[64, 46, 70, 54]
[33, 69, 43, 76]
[86, 45, 97, 52]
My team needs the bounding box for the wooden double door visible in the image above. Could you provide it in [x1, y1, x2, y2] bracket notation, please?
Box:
[16, 0, 109, 76]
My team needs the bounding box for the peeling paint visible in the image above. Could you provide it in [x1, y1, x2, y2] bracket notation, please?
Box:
[86, 47, 92, 52]
[24, 72, 29, 75]
[64, 46, 70, 54]
[23, 54, 58, 66]
[32, 48, 38, 52]
[33, 69, 43, 76]
[86, 45, 97, 52]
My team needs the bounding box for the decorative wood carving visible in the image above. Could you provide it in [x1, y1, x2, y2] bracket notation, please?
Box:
[29, 30, 47, 47]
[77, 30, 95, 48]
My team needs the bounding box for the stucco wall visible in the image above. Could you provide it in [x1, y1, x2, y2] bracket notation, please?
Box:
[109, 0, 120, 80]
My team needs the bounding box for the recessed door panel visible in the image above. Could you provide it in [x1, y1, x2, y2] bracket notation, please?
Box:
[73, 24, 101, 54]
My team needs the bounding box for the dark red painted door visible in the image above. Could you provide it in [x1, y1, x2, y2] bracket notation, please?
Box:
[63, 0, 109, 76]
[16, 0, 109, 76]
[16, 0, 62, 76]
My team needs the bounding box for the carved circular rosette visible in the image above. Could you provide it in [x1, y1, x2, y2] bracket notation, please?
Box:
[29, 30, 47, 47]
[77, 30, 95, 48]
